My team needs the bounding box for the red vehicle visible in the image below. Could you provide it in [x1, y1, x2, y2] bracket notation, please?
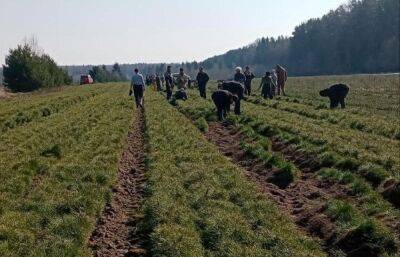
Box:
[80, 75, 93, 85]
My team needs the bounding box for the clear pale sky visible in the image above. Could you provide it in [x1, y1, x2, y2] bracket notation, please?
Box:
[0, 0, 345, 65]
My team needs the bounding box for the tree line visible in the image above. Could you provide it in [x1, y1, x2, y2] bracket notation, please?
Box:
[202, 0, 399, 77]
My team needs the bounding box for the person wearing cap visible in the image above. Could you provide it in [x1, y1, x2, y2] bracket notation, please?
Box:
[234, 67, 246, 86]
[244, 66, 255, 96]
[196, 67, 210, 98]
[130, 68, 146, 108]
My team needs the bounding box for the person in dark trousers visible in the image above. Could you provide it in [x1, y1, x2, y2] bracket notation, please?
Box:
[259, 71, 276, 99]
[234, 67, 246, 85]
[212, 90, 238, 121]
[319, 83, 350, 109]
[164, 66, 174, 100]
[244, 66, 255, 96]
[276, 65, 288, 96]
[130, 68, 146, 108]
[219, 80, 245, 115]
[155, 74, 162, 91]
[196, 67, 210, 98]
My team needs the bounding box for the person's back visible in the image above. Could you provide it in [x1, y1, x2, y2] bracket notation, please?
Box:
[131, 73, 145, 87]
[196, 68, 210, 98]
[131, 69, 145, 108]
[220, 81, 245, 115]
[212, 90, 236, 121]
[221, 81, 245, 100]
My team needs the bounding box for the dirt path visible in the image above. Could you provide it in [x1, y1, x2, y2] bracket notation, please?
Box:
[204, 122, 375, 256]
[89, 110, 148, 257]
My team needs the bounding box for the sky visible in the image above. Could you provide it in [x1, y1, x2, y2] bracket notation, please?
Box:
[0, 0, 345, 65]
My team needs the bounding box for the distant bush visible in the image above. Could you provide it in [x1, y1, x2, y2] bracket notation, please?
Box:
[2, 44, 72, 92]
[88, 63, 127, 83]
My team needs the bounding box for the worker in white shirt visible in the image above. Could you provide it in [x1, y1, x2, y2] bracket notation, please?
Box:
[130, 68, 146, 108]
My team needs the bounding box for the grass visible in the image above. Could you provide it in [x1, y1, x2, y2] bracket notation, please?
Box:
[143, 90, 325, 257]
[0, 83, 134, 256]
[176, 86, 399, 254]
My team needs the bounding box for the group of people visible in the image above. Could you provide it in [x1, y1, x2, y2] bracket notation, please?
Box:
[130, 64, 349, 120]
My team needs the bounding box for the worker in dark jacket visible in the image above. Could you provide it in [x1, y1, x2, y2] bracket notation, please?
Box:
[319, 84, 350, 109]
[219, 81, 245, 115]
[212, 90, 238, 121]
[244, 66, 255, 96]
[164, 66, 174, 100]
[155, 74, 163, 91]
[234, 67, 246, 85]
[196, 67, 210, 98]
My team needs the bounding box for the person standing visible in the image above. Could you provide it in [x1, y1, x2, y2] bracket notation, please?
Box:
[196, 67, 210, 98]
[271, 69, 278, 96]
[155, 74, 162, 91]
[173, 68, 190, 90]
[130, 68, 146, 108]
[164, 66, 174, 100]
[259, 71, 276, 99]
[234, 67, 246, 86]
[244, 66, 255, 96]
[276, 65, 288, 96]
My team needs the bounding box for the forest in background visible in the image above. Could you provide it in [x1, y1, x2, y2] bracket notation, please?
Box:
[2, 0, 399, 85]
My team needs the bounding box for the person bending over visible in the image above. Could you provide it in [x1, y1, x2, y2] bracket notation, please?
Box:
[212, 90, 238, 121]
[219, 80, 245, 115]
[319, 83, 349, 109]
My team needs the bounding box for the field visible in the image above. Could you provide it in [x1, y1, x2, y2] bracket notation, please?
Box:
[0, 74, 399, 257]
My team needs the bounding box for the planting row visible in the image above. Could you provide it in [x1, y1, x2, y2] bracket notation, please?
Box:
[0, 84, 134, 256]
[0, 84, 119, 133]
[173, 91, 398, 256]
[143, 90, 326, 257]
[245, 95, 400, 140]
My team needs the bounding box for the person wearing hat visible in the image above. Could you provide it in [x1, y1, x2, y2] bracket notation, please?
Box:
[233, 67, 246, 86]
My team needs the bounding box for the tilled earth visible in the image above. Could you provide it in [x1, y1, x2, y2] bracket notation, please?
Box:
[204, 121, 390, 256]
[89, 110, 147, 257]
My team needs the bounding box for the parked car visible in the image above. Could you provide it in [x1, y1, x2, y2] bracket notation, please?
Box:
[80, 75, 93, 85]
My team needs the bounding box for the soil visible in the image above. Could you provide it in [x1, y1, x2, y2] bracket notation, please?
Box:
[204, 121, 383, 256]
[89, 110, 148, 257]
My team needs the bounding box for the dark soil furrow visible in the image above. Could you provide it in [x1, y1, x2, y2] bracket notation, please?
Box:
[89, 110, 148, 257]
[204, 121, 372, 256]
